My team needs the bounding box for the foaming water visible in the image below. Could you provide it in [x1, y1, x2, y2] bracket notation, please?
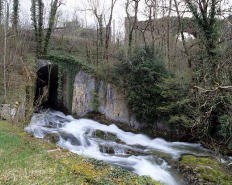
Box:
[25, 110, 209, 185]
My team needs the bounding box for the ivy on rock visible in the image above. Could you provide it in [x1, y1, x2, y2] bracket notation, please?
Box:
[44, 53, 94, 112]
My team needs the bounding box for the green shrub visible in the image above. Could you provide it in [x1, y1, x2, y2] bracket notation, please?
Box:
[90, 89, 99, 112]
[126, 47, 168, 124]
[156, 76, 193, 126]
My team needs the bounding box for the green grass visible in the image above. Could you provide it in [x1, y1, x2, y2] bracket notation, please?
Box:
[0, 121, 161, 185]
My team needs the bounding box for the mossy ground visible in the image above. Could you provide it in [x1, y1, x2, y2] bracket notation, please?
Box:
[179, 155, 232, 185]
[0, 121, 161, 185]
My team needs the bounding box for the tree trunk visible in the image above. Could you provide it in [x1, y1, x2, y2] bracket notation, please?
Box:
[12, 0, 19, 35]
[128, 0, 140, 55]
[104, 0, 117, 60]
[38, 0, 44, 57]
[3, 2, 9, 102]
[44, 0, 59, 55]
[0, 0, 2, 25]
[167, 0, 172, 70]
[174, 0, 191, 68]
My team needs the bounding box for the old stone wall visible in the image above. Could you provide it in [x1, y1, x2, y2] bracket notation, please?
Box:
[72, 71, 142, 129]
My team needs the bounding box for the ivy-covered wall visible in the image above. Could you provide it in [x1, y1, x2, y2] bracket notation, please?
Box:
[43, 54, 94, 112]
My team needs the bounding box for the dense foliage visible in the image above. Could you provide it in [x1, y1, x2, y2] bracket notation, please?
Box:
[156, 76, 192, 126]
[125, 47, 168, 124]
[120, 45, 232, 151]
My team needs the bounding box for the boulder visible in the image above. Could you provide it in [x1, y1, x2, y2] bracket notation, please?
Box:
[59, 131, 80, 146]
[0, 104, 11, 120]
[44, 133, 60, 143]
[99, 144, 115, 154]
[124, 148, 149, 156]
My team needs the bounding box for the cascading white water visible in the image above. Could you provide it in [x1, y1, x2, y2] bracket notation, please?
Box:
[25, 110, 210, 185]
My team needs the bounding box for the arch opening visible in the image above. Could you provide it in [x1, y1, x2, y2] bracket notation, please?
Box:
[35, 65, 60, 111]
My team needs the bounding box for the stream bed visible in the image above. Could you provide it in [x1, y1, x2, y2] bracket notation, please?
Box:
[25, 110, 212, 185]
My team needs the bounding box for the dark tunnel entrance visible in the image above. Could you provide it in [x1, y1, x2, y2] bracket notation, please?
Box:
[35, 65, 60, 111]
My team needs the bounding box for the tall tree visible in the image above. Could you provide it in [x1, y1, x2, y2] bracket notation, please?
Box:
[31, 0, 44, 58]
[31, 0, 38, 56]
[166, 0, 172, 70]
[86, 0, 105, 62]
[126, 0, 140, 55]
[0, 0, 2, 25]
[44, 0, 62, 55]
[37, 0, 44, 57]
[174, 0, 191, 68]
[12, 0, 19, 34]
[144, 0, 157, 48]
[3, 0, 9, 101]
[185, 0, 220, 84]
[104, 0, 117, 60]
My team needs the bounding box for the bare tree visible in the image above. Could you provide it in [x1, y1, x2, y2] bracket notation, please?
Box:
[31, 0, 44, 58]
[166, 0, 172, 70]
[0, 0, 3, 25]
[174, 0, 191, 68]
[44, 0, 63, 55]
[12, 0, 19, 35]
[85, 0, 106, 62]
[126, 0, 140, 55]
[104, 0, 117, 60]
[3, 0, 9, 102]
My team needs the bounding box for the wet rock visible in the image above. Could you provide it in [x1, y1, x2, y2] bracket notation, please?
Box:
[93, 130, 116, 140]
[128, 144, 147, 150]
[93, 130, 106, 139]
[115, 139, 126, 145]
[43, 121, 54, 128]
[124, 148, 149, 156]
[106, 132, 118, 141]
[82, 135, 91, 147]
[99, 144, 115, 154]
[44, 133, 60, 143]
[228, 162, 232, 170]
[83, 127, 92, 136]
[92, 130, 127, 145]
[59, 131, 80, 146]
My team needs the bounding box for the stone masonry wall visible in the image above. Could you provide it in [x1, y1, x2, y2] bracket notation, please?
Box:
[72, 71, 142, 129]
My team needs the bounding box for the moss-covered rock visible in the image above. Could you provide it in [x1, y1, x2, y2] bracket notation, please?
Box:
[99, 144, 115, 154]
[93, 130, 118, 141]
[176, 155, 232, 185]
[124, 148, 149, 156]
[44, 132, 60, 143]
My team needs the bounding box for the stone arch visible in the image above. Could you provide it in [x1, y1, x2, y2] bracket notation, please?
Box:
[35, 64, 60, 110]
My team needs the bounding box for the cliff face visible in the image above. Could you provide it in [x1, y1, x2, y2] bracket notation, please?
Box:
[72, 71, 142, 129]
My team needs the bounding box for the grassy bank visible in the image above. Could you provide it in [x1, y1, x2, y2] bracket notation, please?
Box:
[0, 121, 160, 185]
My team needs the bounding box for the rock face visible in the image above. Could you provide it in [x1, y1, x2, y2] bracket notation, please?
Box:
[72, 71, 95, 117]
[0, 104, 12, 120]
[0, 94, 26, 123]
[72, 71, 142, 129]
[72, 70, 189, 140]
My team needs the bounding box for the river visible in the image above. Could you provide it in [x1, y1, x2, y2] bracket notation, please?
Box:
[25, 110, 211, 185]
